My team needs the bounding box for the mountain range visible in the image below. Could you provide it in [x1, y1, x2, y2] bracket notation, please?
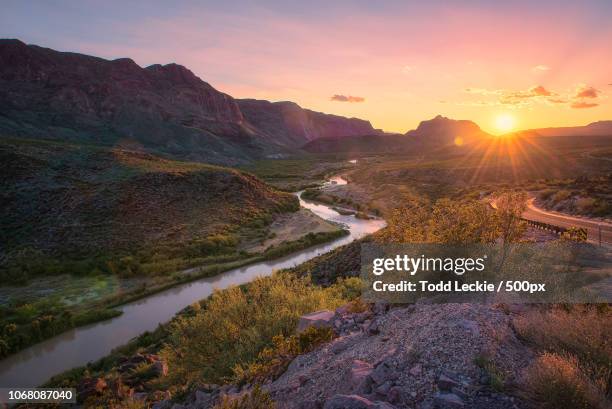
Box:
[0, 39, 379, 164]
[1, 39, 611, 163]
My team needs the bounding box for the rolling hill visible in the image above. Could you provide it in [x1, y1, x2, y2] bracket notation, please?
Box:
[0, 137, 299, 280]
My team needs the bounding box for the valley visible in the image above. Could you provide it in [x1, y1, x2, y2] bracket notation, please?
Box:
[0, 37, 610, 409]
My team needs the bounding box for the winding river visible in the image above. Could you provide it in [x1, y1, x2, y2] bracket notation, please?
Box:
[0, 176, 385, 388]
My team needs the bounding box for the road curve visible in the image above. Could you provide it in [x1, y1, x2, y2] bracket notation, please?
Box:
[524, 199, 611, 245]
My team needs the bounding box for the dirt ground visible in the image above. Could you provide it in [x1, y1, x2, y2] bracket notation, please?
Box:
[244, 209, 342, 253]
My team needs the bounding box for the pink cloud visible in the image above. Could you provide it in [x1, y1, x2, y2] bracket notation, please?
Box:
[331, 94, 365, 103]
[574, 86, 599, 98]
[571, 101, 599, 109]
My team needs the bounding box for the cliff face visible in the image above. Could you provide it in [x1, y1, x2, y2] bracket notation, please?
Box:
[238, 99, 381, 148]
[0, 40, 380, 163]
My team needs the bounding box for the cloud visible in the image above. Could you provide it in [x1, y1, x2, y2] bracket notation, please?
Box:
[330, 94, 365, 103]
[570, 101, 599, 109]
[532, 65, 551, 72]
[547, 98, 568, 104]
[462, 84, 603, 109]
[574, 85, 599, 98]
[529, 85, 552, 96]
[498, 85, 553, 105]
[464, 88, 502, 96]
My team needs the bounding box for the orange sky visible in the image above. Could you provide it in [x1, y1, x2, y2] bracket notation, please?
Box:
[2, 1, 611, 134]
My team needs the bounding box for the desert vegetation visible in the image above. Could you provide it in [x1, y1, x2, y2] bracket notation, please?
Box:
[515, 306, 611, 409]
[535, 176, 611, 218]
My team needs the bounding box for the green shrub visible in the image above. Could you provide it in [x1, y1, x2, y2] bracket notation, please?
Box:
[161, 273, 350, 385]
[233, 326, 335, 384]
[538, 188, 556, 201]
[552, 190, 572, 204]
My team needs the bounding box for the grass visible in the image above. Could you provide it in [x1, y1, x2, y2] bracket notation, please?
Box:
[213, 385, 276, 409]
[523, 353, 605, 409]
[233, 326, 335, 385]
[514, 306, 611, 408]
[473, 353, 506, 392]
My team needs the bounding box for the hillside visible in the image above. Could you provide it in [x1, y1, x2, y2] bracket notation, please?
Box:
[0, 39, 379, 164]
[0, 137, 299, 280]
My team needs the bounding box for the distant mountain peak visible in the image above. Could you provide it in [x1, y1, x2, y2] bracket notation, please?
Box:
[406, 115, 489, 146]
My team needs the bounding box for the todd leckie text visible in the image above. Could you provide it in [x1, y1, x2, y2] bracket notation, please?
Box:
[373, 280, 547, 294]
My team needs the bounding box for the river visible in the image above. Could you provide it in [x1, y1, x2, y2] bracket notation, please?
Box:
[0, 178, 385, 388]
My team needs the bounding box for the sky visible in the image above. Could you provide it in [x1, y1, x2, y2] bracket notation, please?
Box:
[2, 0, 611, 134]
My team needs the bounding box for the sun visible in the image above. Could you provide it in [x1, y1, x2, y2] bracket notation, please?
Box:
[494, 113, 517, 134]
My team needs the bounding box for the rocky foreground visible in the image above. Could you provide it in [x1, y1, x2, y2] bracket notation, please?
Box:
[154, 301, 533, 409]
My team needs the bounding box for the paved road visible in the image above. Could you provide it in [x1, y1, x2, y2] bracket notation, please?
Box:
[524, 199, 612, 245]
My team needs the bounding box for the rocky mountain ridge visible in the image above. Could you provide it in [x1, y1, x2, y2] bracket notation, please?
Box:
[0, 39, 379, 164]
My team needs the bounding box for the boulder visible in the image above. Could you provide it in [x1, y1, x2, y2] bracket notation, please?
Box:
[297, 310, 335, 333]
[323, 394, 397, 409]
[437, 373, 461, 391]
[433, 393, 464, 408]
[348, 360, 373, 393]
[371, 359, 398, 385]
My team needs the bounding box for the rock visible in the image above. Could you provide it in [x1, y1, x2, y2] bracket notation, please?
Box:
[450, 387, 469, 400]
[195, 390, 215, 406]
[324, 395, 375, 409]
[330, 337, 350, 354]
[374, 381, 392, 395]
[456, 319, 480, 336]
[437, 373, 461, 391]
[387, 386, 403, 404]
[335, 304, 352, 315]
[372, 302, 389, 315]
[153, 360, 169, 377]
[366, 321, 380, 336]
[323, 394, 397, 409]
[354, 311, 372, 324]
[151, 400, 172, 409]
[433, 393, 464, 408]
[371, 359, 398, 385]
[133, 392, 148, 401]
[409, 363, 422, 376]
[299, 400, 323, 409]
[348, 360, 373, 393]
[297, 310, 335, 333]
[77, 377, 107, 401]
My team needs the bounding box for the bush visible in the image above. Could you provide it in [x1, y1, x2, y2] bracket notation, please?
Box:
[161, 273, 350, 385]
[233, 326, 335, 384]
[523, 353, 605, 409]
[575, 197, 597, 214]
[515, 307, 611, 408]
[551, 190, 572, 204]
[538, 188, 556, 201]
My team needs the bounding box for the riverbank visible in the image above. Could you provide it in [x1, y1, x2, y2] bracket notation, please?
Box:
[0, 180, 386, 388]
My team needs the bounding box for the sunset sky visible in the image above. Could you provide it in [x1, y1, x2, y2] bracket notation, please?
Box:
[2, 0, 611, 134]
